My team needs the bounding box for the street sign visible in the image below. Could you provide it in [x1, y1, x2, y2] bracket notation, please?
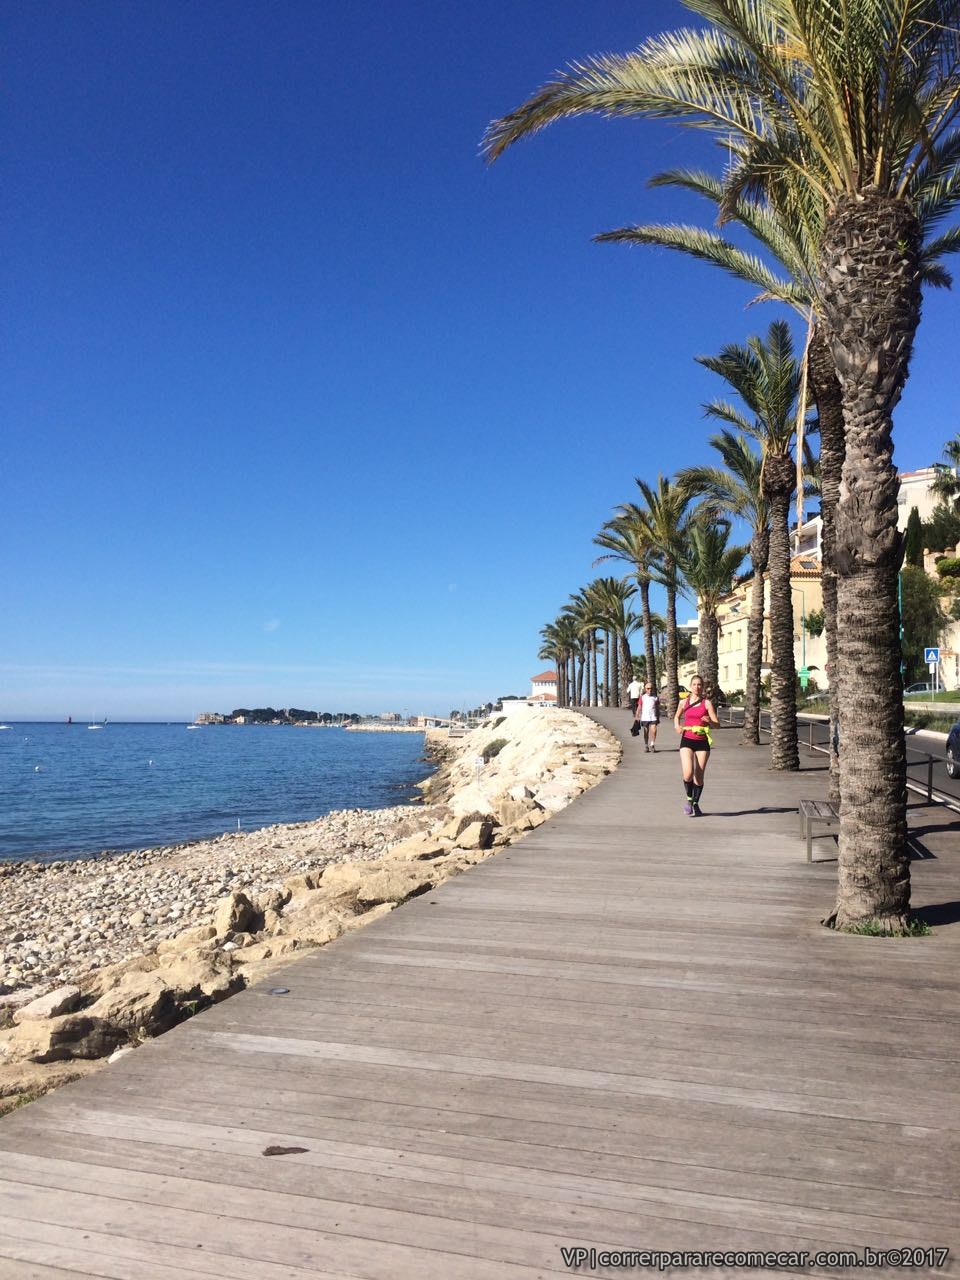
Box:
[798, 665, 810, 690]
[924, 647, 940, 664]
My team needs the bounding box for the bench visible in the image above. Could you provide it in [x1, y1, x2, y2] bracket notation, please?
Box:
[799, 799, 840, 863]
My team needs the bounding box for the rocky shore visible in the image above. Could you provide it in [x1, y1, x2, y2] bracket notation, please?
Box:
[0, 706, 619, 1112]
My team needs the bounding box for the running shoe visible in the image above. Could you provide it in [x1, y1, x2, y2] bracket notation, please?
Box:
[683, 802, 694, 816]
[692, 803, 702, 817]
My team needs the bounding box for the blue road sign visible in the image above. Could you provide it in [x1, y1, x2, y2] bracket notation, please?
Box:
[924, 646, 940, 664]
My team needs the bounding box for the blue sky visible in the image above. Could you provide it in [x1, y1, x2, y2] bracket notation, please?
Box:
[3, 1, 957, 719]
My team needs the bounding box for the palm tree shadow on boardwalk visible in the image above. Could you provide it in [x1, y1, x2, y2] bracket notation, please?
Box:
[704, 805, 797, 818]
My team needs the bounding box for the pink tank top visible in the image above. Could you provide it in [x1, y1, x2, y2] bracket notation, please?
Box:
[682, 698, 709, 730]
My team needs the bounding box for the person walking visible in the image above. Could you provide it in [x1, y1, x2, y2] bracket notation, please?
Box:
[627, 676, 642, 717]
[674, 674, 719, 816]
[635, 681, 661, 752]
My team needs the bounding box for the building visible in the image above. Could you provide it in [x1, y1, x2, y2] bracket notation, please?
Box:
[529, 670, 557, 704]
[896, 465, 956, 527]
[682, 556, 827, 695]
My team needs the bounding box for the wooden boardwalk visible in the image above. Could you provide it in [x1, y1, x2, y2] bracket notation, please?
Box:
[1, 711, 958, 1279]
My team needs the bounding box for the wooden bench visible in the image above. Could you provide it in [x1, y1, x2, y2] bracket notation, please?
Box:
[799, 798, 840, 863]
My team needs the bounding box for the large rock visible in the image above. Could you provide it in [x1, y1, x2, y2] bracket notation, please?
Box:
[321, 861, 436, 907]
[87, 972, 177, 1035]
[280, 902, 347, 948]
[12, 985, 82, 1024]
[281, 873, 321, 898]
[533, 782, 577, 813]
[343, 902, 396, 931]
[446, 782, 496, 820]
[381, 832, 450, 862]
[0, 1014, 126, 1064]
[156, 925, 217, 957]
[214, 890, 257, 937]
[494, 797, 541, 829]
[456, 820, 495, 850]
[162, 955, 244, 1005]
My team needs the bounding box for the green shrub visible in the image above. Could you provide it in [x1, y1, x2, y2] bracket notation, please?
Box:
[492, 716, 506, 730]
[936, 556, 960, 577]
[481, 737, 509, 761]
[804, 607, 825, 637]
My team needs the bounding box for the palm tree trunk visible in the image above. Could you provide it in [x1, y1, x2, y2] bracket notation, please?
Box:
[766, 465, 799, 770]
[619, 633, 632, 706]
[818, 191, 919, 930]
[554, 660, 563, 707]
[610, 633, 620, 706]
[698, 610, 719, 701]
[742, 528, 769, 746]
[640, 579, 657, 693]
[603, 630, 611, 706]
[589, 632, 597, 706]
[808, 326, 844, 807]
[577, 651, 585, 706]
[664, 567, 679, 718]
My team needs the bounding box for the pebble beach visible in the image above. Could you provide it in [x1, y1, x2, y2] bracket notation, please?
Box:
[0, 706, 621, 1111]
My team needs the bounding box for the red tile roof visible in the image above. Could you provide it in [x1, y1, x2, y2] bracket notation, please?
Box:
[531, 670, 557, 683]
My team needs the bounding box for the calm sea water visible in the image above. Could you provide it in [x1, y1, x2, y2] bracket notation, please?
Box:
[0, 723, 432, 863]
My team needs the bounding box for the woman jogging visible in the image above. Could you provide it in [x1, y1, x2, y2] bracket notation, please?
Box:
[634, 681, 661, 752]
[674, 674, 719, 816]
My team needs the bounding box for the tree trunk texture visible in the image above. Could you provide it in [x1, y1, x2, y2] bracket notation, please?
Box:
[640, 580, 657, 693]
[765, 461, 800, 771]
[817, 190, 920, 930]
[619, 634, 632, 707]
[610, 634, 620, 707]
[603, 630, 611, 706]
[698, 611, 719, 702]
[664, 573, 679, 718]
[742, 527, 769, 746]
[808, 327, 844, 806]
[590, 632, 598, 706]
[577, 652, 585, 706]
[555, 662, 564, 707]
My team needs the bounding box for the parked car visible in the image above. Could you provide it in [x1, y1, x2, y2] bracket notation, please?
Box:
[904, 682, 934, 695]
[947, 721, 960, 779]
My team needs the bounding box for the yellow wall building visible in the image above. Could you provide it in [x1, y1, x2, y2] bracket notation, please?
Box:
[683, 556, 827, 695]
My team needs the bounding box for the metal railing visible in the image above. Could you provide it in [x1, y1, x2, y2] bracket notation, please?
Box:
[720, 706, 955, 806]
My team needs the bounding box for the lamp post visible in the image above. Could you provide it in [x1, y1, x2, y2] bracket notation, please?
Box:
[791, 585, 807, 687]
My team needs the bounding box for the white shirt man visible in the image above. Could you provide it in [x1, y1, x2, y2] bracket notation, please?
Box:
[627, 678, 642, 714]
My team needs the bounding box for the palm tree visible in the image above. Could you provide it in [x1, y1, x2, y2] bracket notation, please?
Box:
[592, 576, 642, 706]
[676, 521, 749, 701]
[678, 429, 769, 746]
[537, 623, 566, 706]
[592, 167, 960, 800]
[483, 0, 960, 926]
[931, 434, 960, 506]
[562, 589, 601, 706]
[539, 614, 581, 707]
[594, 513, 661, 693]
[618, 477, 692, 716]
[694, 321, 806, 770]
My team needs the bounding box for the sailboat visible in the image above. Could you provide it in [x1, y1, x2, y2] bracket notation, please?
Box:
[87, 717, 105, 730]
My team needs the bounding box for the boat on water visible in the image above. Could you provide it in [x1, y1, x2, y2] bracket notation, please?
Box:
[0, 725, 10, 731]
[186, 724, 201, 730]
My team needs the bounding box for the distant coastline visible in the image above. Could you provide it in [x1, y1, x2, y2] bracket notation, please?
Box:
[195, 706, 421, 728]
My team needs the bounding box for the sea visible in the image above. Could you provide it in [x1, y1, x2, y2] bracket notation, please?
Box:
[0, 723, 432, 863]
